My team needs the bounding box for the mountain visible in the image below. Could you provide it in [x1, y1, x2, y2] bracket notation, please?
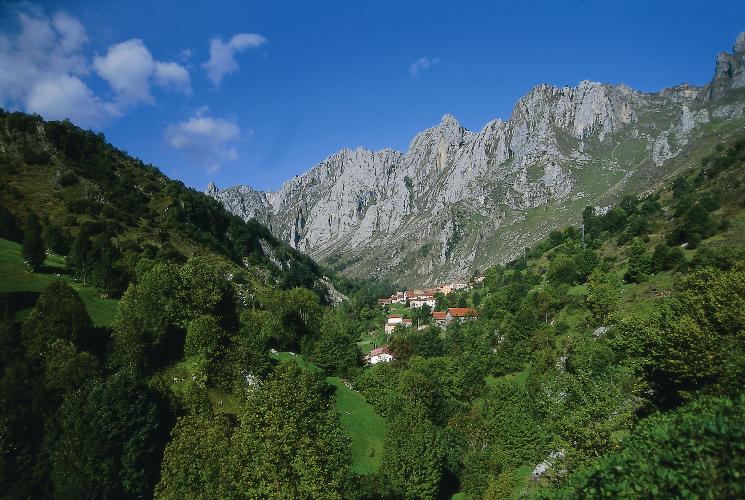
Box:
[208, 32, 745, 286]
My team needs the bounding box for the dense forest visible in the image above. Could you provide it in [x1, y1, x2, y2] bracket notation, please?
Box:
[1, 109, 745, 498]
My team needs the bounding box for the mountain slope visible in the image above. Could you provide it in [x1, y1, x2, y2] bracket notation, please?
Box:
[0, 111, 332, 301]
[209, 32, 745, 287]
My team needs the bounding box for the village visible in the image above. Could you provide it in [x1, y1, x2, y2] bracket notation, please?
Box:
[362, 277, 484, 365]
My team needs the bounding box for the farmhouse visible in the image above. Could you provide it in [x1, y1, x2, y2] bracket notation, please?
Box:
[364, 346, 394, 365]
[446, 307, 479, 322]
[432, 311, 448, 327]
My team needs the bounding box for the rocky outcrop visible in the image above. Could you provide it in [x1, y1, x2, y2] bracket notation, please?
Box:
[209, 32, 745, 286]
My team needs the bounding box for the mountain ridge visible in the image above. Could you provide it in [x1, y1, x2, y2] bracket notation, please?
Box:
[209, 32, 745, 286]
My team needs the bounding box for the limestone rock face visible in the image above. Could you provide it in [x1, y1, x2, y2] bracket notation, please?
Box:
[209, 32, 745, 286]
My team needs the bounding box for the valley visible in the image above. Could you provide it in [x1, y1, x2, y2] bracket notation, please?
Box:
[1, 10, 744, 499]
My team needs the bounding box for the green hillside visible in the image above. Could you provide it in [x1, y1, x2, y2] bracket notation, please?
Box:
[0, 238, 118, 326]
[270, 351, 387, 474]
[0, 110, 328, 301]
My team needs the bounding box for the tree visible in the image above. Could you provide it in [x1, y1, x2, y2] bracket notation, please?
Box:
[112, 263, 185, 371]
[261, 287, 322, 352]
[179, 256, 237, 328]
[624, 238, 651, 283]
[310, 311, 360, 377]
[650, 242, 685, 273]
[548, 253, 577, 284]
[227, 363, 351, 498]
[549, 395, 745, 498]
[586, 269, 621, 327]
[49, 371, 170, 499]
[184, 315, 225, 360]
[22, 281, 92, 355]
[156, 415, 234, 498]
[42, 224, 71, 255]
[42, 339, 99, 396]
[381, 405, 447, 499]
[22, 213, 45, 271]
[0, 205, 21, 241]
[66, 223, 96, 284]
[615, 268, 745, 407]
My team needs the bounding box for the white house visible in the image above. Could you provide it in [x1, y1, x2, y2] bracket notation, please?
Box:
[409, 294, 436, 309]
[365, 346, 394, 364]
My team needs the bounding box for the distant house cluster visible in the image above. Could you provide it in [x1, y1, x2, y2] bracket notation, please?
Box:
[377, 279, 484, 308]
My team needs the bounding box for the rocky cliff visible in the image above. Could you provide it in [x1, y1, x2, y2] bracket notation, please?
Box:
[209, 33, 745, 286]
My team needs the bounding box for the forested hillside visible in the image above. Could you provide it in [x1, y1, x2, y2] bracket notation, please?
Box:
[0, 110, 373, 497]
[364, 133, 745, 498]
[0, 110, 328, 300]
[1, 107, 744, 499]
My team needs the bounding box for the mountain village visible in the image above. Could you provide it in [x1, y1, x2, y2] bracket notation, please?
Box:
[363, 278, 483, 364]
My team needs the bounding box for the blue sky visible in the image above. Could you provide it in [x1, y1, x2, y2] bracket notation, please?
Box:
[1, 1, 744, 192]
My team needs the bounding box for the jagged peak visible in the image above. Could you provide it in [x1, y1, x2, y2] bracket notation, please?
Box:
[439, 113, 461, 128]
[734, 31, 745, 54]
[205, 181, 218, 196]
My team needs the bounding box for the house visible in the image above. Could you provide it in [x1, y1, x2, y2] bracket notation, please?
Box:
[432, 311, 448, 327]
[446, 307, 479, 322]
[364, 346, 394, 365]
[409, 294, 436, 309]
[377, 298, 392, 306]
[391, 291, 408, 304]
[387, 314, 404, 325]
[385, 314, 413, 334]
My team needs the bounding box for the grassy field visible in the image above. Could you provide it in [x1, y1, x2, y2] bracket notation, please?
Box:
[0, 237, 118, 326]
[358, 330, 387, 354]
[270, 351, 387, 474]
[487, 364, 531, 388]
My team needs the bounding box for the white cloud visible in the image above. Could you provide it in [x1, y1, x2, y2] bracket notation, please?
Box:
[52, 12, 87, 52]
[164, 109, 242, 172]
[26, 74, 119, 124]
[93, 39, 191, 106]
[409, 56, 441, 77]
[0, 6, 191, 127]
[203, 33, 266, 85]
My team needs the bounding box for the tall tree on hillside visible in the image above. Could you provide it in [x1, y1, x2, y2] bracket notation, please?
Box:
[624, 238, 651, 284]
[227, 363, 352, 498]
[22, 281, 92, 355]
[48, 371, 170, 499]
[381, 405, 447, 499]
[22, 213, 45, 271]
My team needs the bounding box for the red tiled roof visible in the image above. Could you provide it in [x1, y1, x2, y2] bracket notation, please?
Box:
[387, 314, 403, 319]
[369, 346, 393, 357]
[402, 318, 413, 324]
[432, 311, 447, 320]
[448, 307, 478, 317]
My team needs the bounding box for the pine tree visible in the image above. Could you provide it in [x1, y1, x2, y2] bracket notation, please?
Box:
[22, 213, 45, 271]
